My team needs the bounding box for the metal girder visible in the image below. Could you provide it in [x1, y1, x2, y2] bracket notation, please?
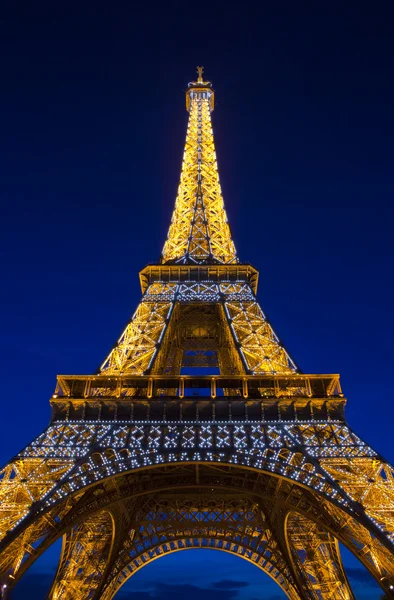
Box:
[48, 510, 114, 600]
[100, 288, 174, 375]
[286, 512, 354, 599]
[224, 298, 297, 374]
[150, 302, 245, 376]
[321, 457, 394, 545]
[99, 493, 300, 600]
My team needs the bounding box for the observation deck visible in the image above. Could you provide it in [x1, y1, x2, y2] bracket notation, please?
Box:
[51, 373, 345, 422]
[139, 264, 259, 294]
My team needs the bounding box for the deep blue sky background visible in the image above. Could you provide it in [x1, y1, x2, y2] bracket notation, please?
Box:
[1, 4, 393, 599]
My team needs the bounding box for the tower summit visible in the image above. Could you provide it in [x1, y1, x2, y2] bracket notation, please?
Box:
[162, 66, 235, 265]
[0, 71, 394, 600]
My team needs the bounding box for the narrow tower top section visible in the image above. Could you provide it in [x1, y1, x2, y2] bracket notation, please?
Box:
[186, 66, 215, 111]
[161, 69, 237, 265]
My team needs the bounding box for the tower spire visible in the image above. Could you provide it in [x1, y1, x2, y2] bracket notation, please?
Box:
[196, 65, 204, 83]
[161, 68, 237, 264]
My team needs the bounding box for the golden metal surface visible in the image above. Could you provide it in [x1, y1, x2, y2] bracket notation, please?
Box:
[162, 73, 236, 264]
[287, 512, 354, 599]
[48, 510, 113, 600]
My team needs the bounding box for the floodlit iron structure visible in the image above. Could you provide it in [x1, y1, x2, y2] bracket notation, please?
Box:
[0, 68, 393, 599]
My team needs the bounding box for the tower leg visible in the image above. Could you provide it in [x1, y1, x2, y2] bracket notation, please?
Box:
[286, 512, 355, 599]
[48, 510, 114, 600]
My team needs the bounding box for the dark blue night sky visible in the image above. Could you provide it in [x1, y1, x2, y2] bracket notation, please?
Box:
[1, 4, 394, 599]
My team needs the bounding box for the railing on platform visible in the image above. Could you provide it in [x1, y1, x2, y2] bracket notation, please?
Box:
[139, 263, 259, 293]
[53, 374, 343, 401]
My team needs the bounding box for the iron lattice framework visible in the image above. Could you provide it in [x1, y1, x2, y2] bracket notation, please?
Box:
[1, 68, 393, 600]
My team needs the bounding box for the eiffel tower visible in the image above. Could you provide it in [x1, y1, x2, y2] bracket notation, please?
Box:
[1, 68, 393, 600]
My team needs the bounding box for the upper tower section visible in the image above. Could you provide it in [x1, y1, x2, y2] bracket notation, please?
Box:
[161, 68, 238, 265]
[185, 65, 215, 112]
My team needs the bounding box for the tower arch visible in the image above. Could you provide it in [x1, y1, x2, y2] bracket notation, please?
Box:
[1, 460, 393, 599]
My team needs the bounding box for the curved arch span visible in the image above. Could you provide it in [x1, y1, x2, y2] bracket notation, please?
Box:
[1, 462, 393, 598]
[100, 532, 299, 600]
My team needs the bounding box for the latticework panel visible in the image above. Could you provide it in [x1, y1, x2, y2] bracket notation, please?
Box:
[0, 458, 73, 545]
[48, 510, 113, 600]
[323, 499, 394, 590]
[224, 299, 297, 374]
[100, 283, 176, 375]
[100, 497, 300, 600]
[287, 512, 354, 599]
[321, 457, 394, 544]
[0, 494, 77, 581]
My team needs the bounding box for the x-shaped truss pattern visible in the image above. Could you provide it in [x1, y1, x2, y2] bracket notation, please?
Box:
[225, 298, 296, 373]
[287, 512, 353, 599]
[19, 488, 358, 600]
[100, 288, 174, 374]
[48, 510, 113, 600]
[99, 495, 300, 599]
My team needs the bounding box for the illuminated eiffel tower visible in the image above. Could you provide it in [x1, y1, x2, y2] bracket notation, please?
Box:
[1, 68, 394, 600]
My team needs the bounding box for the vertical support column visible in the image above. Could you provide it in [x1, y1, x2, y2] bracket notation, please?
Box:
[48, 510, 114, 600]
[286, 512, 355, 600]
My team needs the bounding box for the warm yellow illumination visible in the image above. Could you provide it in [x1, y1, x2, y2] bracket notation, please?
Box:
[0, 70, 393, 600]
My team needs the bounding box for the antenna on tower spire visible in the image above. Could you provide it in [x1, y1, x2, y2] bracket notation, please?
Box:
[197, 65, 204, 82]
